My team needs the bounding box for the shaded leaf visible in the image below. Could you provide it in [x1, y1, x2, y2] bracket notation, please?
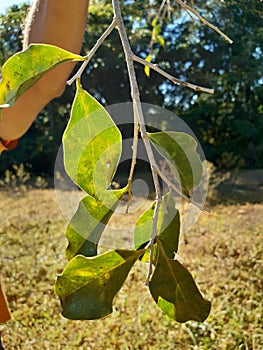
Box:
[149, 240, 211, 323]
[55, 249, 144, 320]
[63, 81, 122, 196]
[148, 132, 203, 195]
[157, 193, 180, 259]
[66, 188, 127, 260]
[0, 44, 84, 110]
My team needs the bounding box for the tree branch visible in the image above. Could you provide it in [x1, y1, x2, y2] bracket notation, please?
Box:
[176, 0, 233, 44]
[112, 0, 163, 285]
[154, 164, 211, 213]
[67, 18, 117, 86]
[133, 55, 215, 94]
[125, 120, 139, 214]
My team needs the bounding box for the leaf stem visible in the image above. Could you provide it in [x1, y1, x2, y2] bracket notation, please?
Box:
[125, 120, 139, 214]
[133, 55, 214, 94]
[154, 165, 211, 213]
[67, 18, 117, 86]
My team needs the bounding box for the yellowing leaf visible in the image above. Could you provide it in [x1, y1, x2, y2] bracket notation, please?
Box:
[144, 54, 152, 77]
[63, 81, 122, 197]
[151, 17, 157, 27]
[55, 249, 145, 320]
[157, 35, 166, 49]
[0, 44, 84, 111]
[66, 188, 127, 260]
[153, 23, 161, 38]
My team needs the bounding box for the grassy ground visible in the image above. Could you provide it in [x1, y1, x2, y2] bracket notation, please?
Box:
[0, 187, 262, 349]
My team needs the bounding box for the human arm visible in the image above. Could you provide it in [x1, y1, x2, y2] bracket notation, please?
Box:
[0, 0, 89, 149]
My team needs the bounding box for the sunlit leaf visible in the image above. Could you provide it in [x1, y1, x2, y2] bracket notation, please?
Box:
[153, 23, 161, 37]
[151, 17, 157, 27]
[134, 193, 180, 261]
[66, 188, 127, 260]
[55, 249, 144, 320]
[134, 201, 155, 250]
[157, 35, 166, 49]
[63, 81, 122, 197]
[148, 131, 203, 195]
[144, 54, 152, 77]
[149, 240, 211, 323]
[0, 44, 84, 110]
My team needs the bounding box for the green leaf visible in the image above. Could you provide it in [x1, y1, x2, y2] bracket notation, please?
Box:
[149, 240, 211, 323]
[147, 132, 203, 195]
[66, 188, 127, 260]
[55, 249, 144, 320]
[134, 193, 180, 258]
[157, 193, 180, 259]
[144, 54, 152, 77]
[63, 81, 122, 197]
[134, 201, 155, 250]
[0, 44, 84, 110]
[134, 193, 180, 263]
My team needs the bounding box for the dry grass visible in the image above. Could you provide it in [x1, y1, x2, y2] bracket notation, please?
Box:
[0, 188, 262, 349]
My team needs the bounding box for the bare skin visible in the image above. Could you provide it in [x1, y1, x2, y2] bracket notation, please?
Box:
[0, 0, 89, 149]
[0, 0, 89, 322]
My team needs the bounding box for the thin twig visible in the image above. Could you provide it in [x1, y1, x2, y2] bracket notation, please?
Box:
[176, 0, 233, 44]
[125, 114, 139, 214]
[133, 55, 214, 94]
[145, 197, 162, 284]
[67, 18, 117, 86]
[154, 165, 211, 212]
[112, 0, 163, 285]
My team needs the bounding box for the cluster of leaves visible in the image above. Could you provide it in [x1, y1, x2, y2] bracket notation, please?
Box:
[0, 44, 210, 322]
[55, 81, 210, 322]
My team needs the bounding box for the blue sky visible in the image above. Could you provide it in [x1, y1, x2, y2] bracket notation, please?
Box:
[0, 0, 30, 14]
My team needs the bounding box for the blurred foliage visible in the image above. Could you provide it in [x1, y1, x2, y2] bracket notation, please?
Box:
[0, 4, 28, 64]
[155, 0, 263, 168]
[0, 0, 263, 175]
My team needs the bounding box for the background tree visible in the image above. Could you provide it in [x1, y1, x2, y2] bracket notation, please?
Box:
[171, 0, 263, 168]
[1, 0, 262, 175]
